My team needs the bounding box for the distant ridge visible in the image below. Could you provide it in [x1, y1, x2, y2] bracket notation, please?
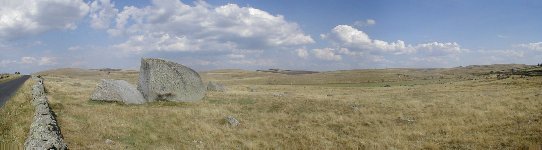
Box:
[256, 68, 319, 75]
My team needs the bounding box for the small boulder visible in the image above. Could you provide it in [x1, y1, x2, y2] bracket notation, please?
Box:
[207, 81, 225, 92]
[225, 116, 240, 127]
[105, 139, 114, 145]
[272, 93, 284, 97]
[90, 79, 146, 104]
[138, 58, 206, 102]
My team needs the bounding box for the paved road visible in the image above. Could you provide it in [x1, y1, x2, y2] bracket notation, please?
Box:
[0, 75, 30, 108]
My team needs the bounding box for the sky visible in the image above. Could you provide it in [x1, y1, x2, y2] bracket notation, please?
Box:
[0, 0, 541, 74]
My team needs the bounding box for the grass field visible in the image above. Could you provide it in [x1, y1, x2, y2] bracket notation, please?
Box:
[0, 79, 34, 146]
[2, 65, 542, 149]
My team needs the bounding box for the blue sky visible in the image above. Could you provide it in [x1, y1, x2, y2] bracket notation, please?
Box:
[0, 0, 541, 73]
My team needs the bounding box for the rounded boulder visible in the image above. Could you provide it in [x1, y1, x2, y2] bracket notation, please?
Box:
[137, 58, 205, 102]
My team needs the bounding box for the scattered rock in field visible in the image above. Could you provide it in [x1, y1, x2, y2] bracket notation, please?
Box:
[350, 104, 361, 111]
[396, 116, 416, 124]
[327, 94, 333, 97]
[207, 81, 225, 92]
[105, 139, 114, 145]
[247, 86, 256, 92]
[383, 84, 391, 87]
[138, 58, 206, 102]
[90, 79, 146, 104]
[225, 116, 240, 127]
[272, 93, 284, 97]
[497, 74, 510, 80]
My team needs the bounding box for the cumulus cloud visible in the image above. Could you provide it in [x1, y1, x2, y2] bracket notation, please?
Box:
[323, 25, 463, 55]
[296, 48, 309, 58]
[89, 0, 118, 29]
[415, 42, 462, 56]
[20, 56, 56, 66]
[309, 24, 467, 68]
[0, 59, 16, 67]
[0, 0, 89, 40]
[227, 54, 245, 59]
[313, 48, 342, 61]
[113, 33, 206, 53]
[518, 42, 542, 51]
[106, 0, 313, 53]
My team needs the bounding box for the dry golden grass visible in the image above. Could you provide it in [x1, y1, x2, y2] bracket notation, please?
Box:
[0, 79, 34, 146]
[7, 66, 541, 149]
[0, 74, 21, 83]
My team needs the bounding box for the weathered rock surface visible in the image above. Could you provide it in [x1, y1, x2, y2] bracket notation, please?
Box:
[138, 58, 205, 102]
[25, 76, 68, 150]
[207, 81, 225, 92]
[90, 79, 145, 104]
[225, 116, 240, 127]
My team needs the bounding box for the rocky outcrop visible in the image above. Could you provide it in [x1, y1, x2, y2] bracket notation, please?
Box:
[138, 58, 205, 102]
[24, 77, 67, 150]
[90, 79, 145, 104]
[207, 81, 225, 92]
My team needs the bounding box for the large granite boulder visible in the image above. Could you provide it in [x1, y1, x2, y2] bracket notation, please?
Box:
[207, 81, 226, 92]
[90, 79, 146, 104]
[138, 58, 205, 102]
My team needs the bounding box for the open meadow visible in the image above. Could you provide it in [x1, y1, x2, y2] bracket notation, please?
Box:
[3, 65, 542, 149]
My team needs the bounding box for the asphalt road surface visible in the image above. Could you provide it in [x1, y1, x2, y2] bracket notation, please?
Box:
[0, 75, 30, 108]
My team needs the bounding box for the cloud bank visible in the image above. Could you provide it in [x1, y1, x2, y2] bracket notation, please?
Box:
[0, 0, 540, 73]
[0, 0, 89, 40]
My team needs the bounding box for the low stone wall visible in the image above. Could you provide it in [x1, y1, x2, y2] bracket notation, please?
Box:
[24, 76, 67, 150]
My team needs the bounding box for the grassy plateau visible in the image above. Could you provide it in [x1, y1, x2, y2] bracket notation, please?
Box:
[1, 65, 542, 149]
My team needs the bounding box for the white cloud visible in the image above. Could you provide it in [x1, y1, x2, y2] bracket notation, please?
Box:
[411, 57, 444, 63]
[366, 19, 376, 25]
[415, 42, 462, 56]
[328, 25, 372, 46]
[477, 49, 525, 58]
[313, 48, 342, 61]
[20, 57, 36, 64]
[107, 0, 313, 53]
[113, 33, 205, 53]
[323, 25, 463, 55]
[497, 34, 508, 39]
[89, 0, 118, 29]
[0, 0, 89, 39]
[518, 42, 542, 51]
[354, 19, 376, 27]
[68, 45, 82, 51]
[20, 56, 56, 66]
[227, 54, 245, 59]
[296, 48, 309, 58]
[501, 50, 524, 58]
[0, 59, 16, 67]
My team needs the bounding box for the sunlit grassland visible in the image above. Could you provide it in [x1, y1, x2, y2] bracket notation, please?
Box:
[0, 79, 34, 146]
[9, 66, 541, 149]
